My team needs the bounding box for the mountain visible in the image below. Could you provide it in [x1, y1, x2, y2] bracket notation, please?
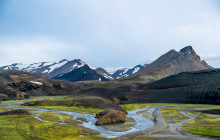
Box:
[119, 46, 213, 84]
[0, 59, 113, 81]
[138, 46, 212, 74]
[95, 68, 114, 80]
[111, 64, 148, 79]
[53, 65, 112, 82]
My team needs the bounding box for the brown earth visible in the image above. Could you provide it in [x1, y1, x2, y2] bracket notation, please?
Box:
[95, 109, 128, 125]
[0, 109, 33, 115]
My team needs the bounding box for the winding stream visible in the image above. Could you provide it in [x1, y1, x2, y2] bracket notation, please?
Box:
[0, 98, 158, 138]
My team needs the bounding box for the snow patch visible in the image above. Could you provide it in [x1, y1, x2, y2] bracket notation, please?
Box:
[132, 67, 140, 74]
[88, 65, 96, 70]
[47, 60, 68, 73]
[29, 81, 43, 85]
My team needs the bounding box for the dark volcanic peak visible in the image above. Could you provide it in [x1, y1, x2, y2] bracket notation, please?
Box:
[53, 65, 111, 82]
[137, 46, 213, 75]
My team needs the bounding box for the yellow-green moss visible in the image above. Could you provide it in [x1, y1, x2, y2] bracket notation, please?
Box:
[0, 114, 105, 140]
[160, 108, 187, 123]
[37, 112, 82, 124]
[182, 112, 220, 137]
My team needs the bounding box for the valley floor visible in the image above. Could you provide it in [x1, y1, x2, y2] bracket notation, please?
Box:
[0, 96, 220, 140]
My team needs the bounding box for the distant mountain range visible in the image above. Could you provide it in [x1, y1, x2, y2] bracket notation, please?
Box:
[0, 46, 213, 83]
[0, 60, 146, 82]
[0, 59, 114, 82]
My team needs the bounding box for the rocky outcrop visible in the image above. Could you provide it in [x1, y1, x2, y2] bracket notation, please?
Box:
[95, 109, 128, 125]
[0, 93, 8, 101]
[8, 81, 40, 92]
[0, 109, 33, 115]
[15, 91, 30, 100]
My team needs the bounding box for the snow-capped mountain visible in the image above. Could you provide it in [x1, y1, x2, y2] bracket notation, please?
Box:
[110, 64, 148, 79]
[0, 59, 114, 81]
[95, 68, 114, 80]
[53, 65, 112, 82]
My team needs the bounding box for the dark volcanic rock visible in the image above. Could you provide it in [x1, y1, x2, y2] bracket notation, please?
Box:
[75, 86, 129, 104]
[0, 109, 33, 115]
[95, 109, 128, 125]
[134, 69, 220, 104]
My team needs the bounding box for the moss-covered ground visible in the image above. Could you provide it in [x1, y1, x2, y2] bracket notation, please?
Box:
[0, 114, 105, 140]
[120, 103, 220, 111]
[182, 112, 220, 137]
[37, 112, 82, 124]
[160, 107, 187, 123]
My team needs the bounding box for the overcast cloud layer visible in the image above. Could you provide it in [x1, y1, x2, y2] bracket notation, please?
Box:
[0, 0, 220, 68]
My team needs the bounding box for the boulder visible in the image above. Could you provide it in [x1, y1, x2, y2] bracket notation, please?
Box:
[16, 92, 30, 100]
[0, 109, 33, 115]
[0, 93, 8, 101]
[95, 109, 127, 125]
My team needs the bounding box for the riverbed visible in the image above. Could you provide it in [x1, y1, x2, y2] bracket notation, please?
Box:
[0, 98, 157, 138]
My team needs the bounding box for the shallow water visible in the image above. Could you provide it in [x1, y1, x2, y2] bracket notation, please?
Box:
[0, 98, 157, 138]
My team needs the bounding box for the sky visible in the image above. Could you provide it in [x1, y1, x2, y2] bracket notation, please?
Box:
[0, 0, 220, 69]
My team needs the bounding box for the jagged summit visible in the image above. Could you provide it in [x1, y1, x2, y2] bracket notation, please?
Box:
[180, 46, 194, 53]
[137, 46, 213, 75]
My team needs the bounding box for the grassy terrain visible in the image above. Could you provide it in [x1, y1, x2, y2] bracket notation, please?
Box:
[31, 106, 104, 114]
[182, 112, 220, 137]
[0, 114, 105, 140]
[120, 103, 220, 111]
[0, 96, 57, 107]
[21, 96, 105, 114]
[38, 112, 82, 124]
[160, 107, 187, 123]
[102, 117, 136, 132]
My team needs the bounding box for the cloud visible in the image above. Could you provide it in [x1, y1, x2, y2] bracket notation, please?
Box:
[0, 0, 220, 68]
[201, 53, 220, 61]
[0, 36, 86, 65]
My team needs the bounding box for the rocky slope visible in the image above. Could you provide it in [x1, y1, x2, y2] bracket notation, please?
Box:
[118, 46, 213, 84]
[0, 69, 77, 100]
[78, 69, 220, 105]
[138, 46, 212, 74]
